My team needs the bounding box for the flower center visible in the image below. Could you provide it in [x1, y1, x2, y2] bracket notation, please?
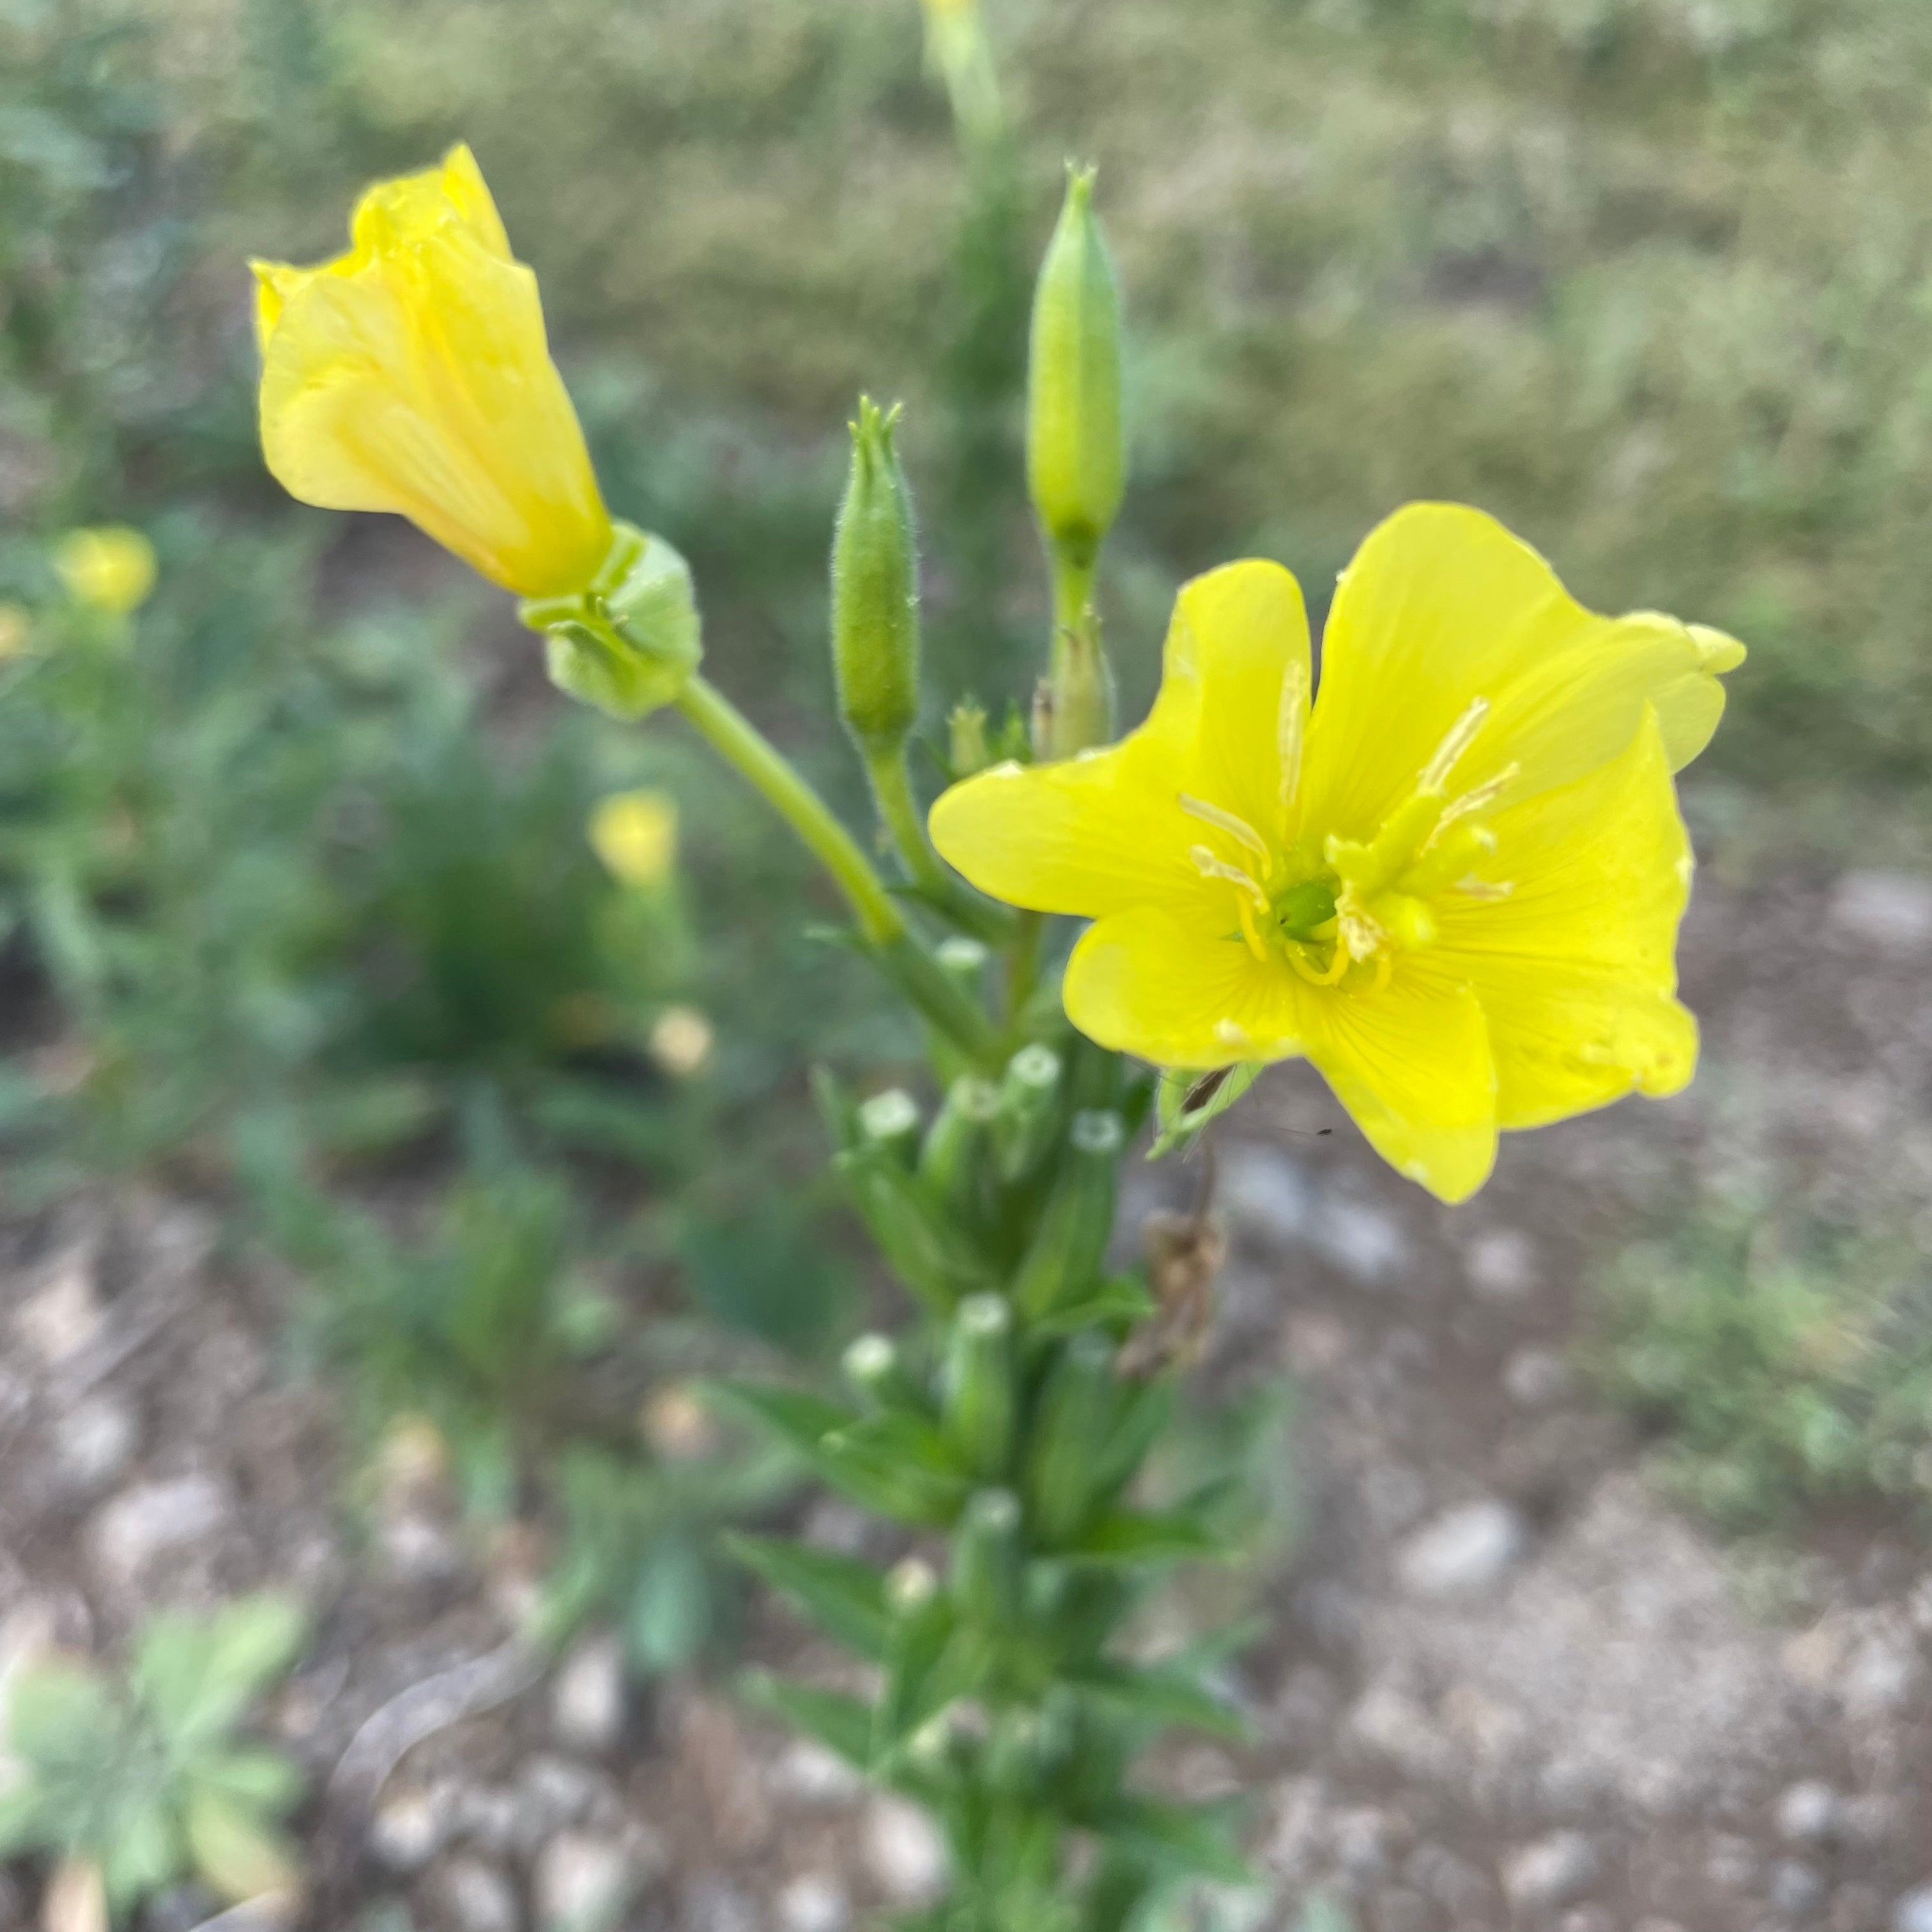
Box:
[1180, 696, 1519, 996]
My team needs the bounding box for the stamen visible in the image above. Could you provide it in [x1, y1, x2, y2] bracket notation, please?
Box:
[1338, 904, 1388, 962]
[1179, 793, 1271, 863]
[1189, 844, 1269, 908]
[1433, 761, 1520, 834]
[1418, 696, 1491, 794]
[1289, 941, 1350, 988]
[1276, 660, 1309, 827]
[1455, 876, 1515, 901]
[1234, 892, 1269, 963]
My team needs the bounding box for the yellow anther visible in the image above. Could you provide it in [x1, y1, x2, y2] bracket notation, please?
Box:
[1434, 761, 1519, 834]
[1188, 844, 1268, 908]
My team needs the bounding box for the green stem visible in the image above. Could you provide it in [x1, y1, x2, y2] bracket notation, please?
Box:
[866, 747, 1017, 947]
[673, 674, 901, 946]
[1046, 551, 1111, 759]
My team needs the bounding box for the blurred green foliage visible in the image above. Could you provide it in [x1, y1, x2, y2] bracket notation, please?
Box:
[0, 1596, 307, 1923]
[1595, 1204, 1932, 1528]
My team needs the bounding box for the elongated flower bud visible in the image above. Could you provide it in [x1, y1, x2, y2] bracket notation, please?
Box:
[843, 1333, 927, 1416]
[951, 1487, 1023, 1627]
[941, 1292, 1016, 1479]
[831, 397, 922, 760]
[948, 698, 991, 778]
[1027, 167, 1124, 573]
[919, 1073, 999, 1209]
[859, 1087, 922, 1167]
[834, 1142, 995, 1312]
[1011, 1108, 1124, 1319]
[1025, 1330, 1120, 1543]
[992, 1042, 1063, 1181]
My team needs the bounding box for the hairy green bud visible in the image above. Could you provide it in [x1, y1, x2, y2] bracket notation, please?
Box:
[1011, 1108, 1125, 1319]
[951, 1487, 1023, 1627]
[942, 1292, 1016, 1480]
[1027, 168, 1124, 572]
[831, 396, 921, 758]
[1025, 1330, 1121, 1543]
[992, 1042, 1063, 1182]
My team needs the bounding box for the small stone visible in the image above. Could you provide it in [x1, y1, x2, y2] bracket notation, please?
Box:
[367, 1784, 453, 1873]
[433, 1857, 521, 1932]
[1346, 1678, 1452, 1781]
[1770, 1863, 1826, 1918]
[52, 1394, 141, 1496]
[1465, 1227, 1538, 1300]
[681, 1877, 762, 1932]
[87, 1475, 229, 1587]
[1317, 1199, 1406, 1284]
[1775, 1780, 1840, 1846]
[1833, 871, 1932, 951]
[1333, 1808, 1394, 1882]
[1894, 1888, 1932, 1932]
[1503, 1347, 1569, 1408]
[1397, 1499, 1526, 1600]
[13, 1246, 102, 1366]
[532, 1832, 630, 1931]
[1405, 1844, 1494, 1917]
[1842, 1626, 1919, 1719]
[1218, 1144, 1313, 1252]
[769, 1739, 864, 1805]
[776, 1875, 849, 1932]
[1843, 1794, 1901, 1847]
[552, 1632, 627, 1753]
[1503, 1833, 1598, 1911]
[378, 1512, 463, 1586]
[864, 1797, 947, 1906]
[452, 1784, 523, 1853]
[1707, 1834, 1759, 1890]
[516, 1757, 614, 1838]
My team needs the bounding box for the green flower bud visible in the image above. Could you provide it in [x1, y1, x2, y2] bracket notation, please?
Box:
[858, 1086, 921, 1166]
[835, 1141, 996, 1313]
[992, 1042, 1063, 1182]
[1011, 1108, 1125, 1320]
[951, 1487, 1023, 1627]
[935, 935, 990, 995]
[1025, 1330, 1121, 1543]
[1027, 167, 1124, 573]
[942, 1292, 1016, 1480]
[919, 1073, 1000, 1210]
[831, 396, 921, 759]
[844, 1333, 927, 1415]
[948, 698, 991, 778]
[521, 522, 703, 721]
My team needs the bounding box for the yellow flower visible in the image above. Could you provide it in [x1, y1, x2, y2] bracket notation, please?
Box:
[252, 144, 611, 598]
[52, 526, 157, 616]
[588, 788, 679, 889]
[931, 503, 1745, 1202]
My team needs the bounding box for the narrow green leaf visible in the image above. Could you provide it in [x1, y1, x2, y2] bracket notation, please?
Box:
[728, 1536, 890, 1659]
[1104, 1800, 1251, 1885]
[707, 1381, 854, 1456]
[739, 1673, 874, 1770]
[1068, 1510, 1222, 1566]
[1065, 1661, 1247, 1741]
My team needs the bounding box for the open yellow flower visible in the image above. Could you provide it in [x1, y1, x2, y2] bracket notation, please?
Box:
[931, 503, 1744, 1201]
[588, 788, 679, 889]
[252, 144, 611, 597]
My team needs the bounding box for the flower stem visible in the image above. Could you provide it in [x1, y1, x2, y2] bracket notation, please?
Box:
[1046, 551, 1111, 758]
[673, 674, 902, 946]
[865, 747, 1016, 946]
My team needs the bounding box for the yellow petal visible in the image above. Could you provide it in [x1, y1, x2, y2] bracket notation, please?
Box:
[1153, 559, 1312, 844]
[1301, 967, 1498, 1202]
[1432, 707, 1699, 1128]
[254, 148, 610, 597]
[930, 559, 1307, 917]
[1301, 503, 1742, 843]
[1062, 903, 1307, 1068]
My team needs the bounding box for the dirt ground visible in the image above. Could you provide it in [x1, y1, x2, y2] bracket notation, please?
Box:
[2, 816, 1930, 1932]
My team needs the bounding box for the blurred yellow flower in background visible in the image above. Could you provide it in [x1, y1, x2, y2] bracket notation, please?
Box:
[0, 602, 31, 657]
[52, 527, 157, 616]
[252, 144, 612, 597]
[588, 788, 679, 889]
[931, 503, 1744, 1202]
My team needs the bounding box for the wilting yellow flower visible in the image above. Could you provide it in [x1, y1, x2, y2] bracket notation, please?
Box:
[252, 144, 611, 597]
[52, 526, 157, 616]
[931, 503, 1744, 1201]
[588, 788, 679, 889]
